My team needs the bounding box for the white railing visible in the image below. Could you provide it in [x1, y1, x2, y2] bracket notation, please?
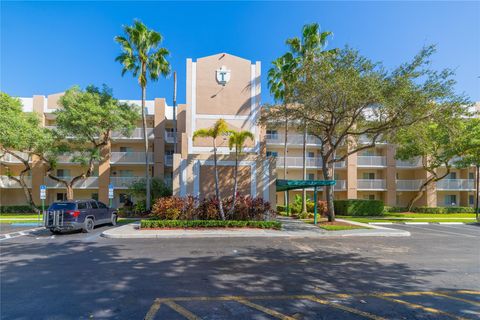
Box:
[0, 152, 30, 163]
[436, 179, 475, 191]
[396, 157, 423, 168]
[396, 179, 424, 191]
[357, 179, 386, 190]
[335, 161, 346, 168]
[165, 155, 173, 166]
[111, 128, 154, 140]
[110, 152, 153, 164]
[357, 156, 387, 167]
[44, 176, 99, 189]
[109, 177, 142, 189]
[276, 157, 322, 168]
[265, 134, 322, 145]
[0, 176, 32, 188]
[165, 131, 176, 143]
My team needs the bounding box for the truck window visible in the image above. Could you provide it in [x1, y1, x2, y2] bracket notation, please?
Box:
[90, 201, 98, 209]
[97, 202, 108, 209]
[49, 203, 76, 211]
[78, 202, 87, 210]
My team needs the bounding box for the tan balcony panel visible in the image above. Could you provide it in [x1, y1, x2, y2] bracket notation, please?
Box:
[0, 176, 32, 188]
[276, 157, 322, 168]
[109, 177, 142, 189]
[265, 134, 321, 146]
[44, 177, 99, 189]
[396, 158, 423, 168]
[357, 179, 386, 190]
[110, 152, 154, 164]
[396, 179, 424, 191]
[357, 156, 387, 167]
[436, 179, 475, 191]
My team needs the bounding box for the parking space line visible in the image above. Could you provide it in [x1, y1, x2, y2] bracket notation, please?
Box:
[373, 295, 468, 320]
[389, 291, 480, 307]
[163, 300, 199, 320]
[236, 298, 296, 320]
[304, 296, 386, 320]
[429, 292, 480, 306]
[433, 224, 480, 236]
[456, 290, 480, 295]
[403, 225, 477, 238]
[144, 298, 161, 320]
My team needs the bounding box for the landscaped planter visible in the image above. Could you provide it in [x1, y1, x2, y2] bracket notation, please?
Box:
[140, 220, 281, 230]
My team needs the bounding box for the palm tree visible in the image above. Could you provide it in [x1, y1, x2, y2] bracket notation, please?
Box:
[268, 53, 298, 206]
[193, 119, 231, 220]
[228, 130, 254, 215]
[115, 20, 170, 211]
[287, 23, 335, 213]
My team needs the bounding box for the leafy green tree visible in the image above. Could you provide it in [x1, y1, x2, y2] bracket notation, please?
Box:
[43, 85, 139, 200]
[115, 20, 170, 211]
[286, 45, 469, 221]
[264, 52, 299, 205]
[228, 130, 254, 214]
[395, 117, 473, 211]
[127, 177, 172, 210]
[0, 92, 52, 209]
[193, 119, 231, 220]
[286, 23, 336, 213]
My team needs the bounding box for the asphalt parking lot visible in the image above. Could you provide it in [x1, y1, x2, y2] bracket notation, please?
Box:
[1, 223, 479, 319]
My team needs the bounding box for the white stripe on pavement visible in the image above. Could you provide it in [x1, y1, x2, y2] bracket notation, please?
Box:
[403, 224, 477, 238]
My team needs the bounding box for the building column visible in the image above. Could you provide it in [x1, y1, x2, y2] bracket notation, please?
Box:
[386, 145, 397, 206]
[153, 98, 166, 179]
[347, 152, 357, 199]
[98, 142, 111, 204]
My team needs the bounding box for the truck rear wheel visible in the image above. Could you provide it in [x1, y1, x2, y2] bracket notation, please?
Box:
[82, 218, 95, 233]
[110, 214, 118, 226]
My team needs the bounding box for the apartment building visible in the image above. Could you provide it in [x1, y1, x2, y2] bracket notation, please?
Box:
[0, 52, 478, 209]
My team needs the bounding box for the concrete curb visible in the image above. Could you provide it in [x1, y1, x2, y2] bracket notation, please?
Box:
[101, 221, 410, 239]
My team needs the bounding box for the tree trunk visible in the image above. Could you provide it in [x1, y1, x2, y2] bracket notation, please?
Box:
[322, 162, 335, 222]
[213, 139, 225, 220]
[141, 83, 151, 211]
[302, 126, 307, 213]
[230, 149, 238, 215]
[283, 111, 288, 206]
[66, 184, 74, 201]
[8, 173, 37, 212]
[407, 169, 450, 211]
[475, 165, 479, 220]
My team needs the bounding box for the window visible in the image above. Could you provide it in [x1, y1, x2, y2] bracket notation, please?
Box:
[56, 193, 67, 201]
[91, 193, 98, 201]
[120, 147, 133, 153]
[57, 169, 70, 177]
[98, 202, 108, 209]
[362, 172, 375, 179]
[361, 150, 375, 156]
[78, 202, 87, 210]
[165, 150, 174, 155]
[266, 130, 278, 138]
[444, 195, 457, 206]
[266, 151, 278, 158]
[90, 201, 98, 209]
[469, 172, 474, 180]
[119, 170, 134, 177]
[446, 172, 457, 179]
[363, 194, 375, 200]
[307, 152, 315, 158]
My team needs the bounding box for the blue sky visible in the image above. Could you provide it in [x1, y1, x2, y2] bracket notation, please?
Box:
[1, 1, 479, 105]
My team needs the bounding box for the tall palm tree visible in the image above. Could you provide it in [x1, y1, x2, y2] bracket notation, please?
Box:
[115, 20, 170, 211]
[228, 130, 254, 215]
[193, 119, 231, 220]
[268, 53, 299, 206]
[287, 23, 335, 213]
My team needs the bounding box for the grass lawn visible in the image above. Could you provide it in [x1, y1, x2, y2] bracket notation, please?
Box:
[303, 218, 370, 231]
[339, 213, 478, 224]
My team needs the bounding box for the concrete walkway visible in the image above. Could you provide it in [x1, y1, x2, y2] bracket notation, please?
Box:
[102, 217, 410, 239]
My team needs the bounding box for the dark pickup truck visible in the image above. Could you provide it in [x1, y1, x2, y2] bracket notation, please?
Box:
[44, 200, 118, 234]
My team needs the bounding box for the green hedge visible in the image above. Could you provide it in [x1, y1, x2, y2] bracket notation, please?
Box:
[383, 206, 408, 213]
[0, 205, 42, 214]
[334, 199, 384, 216]
[141, 219, 282, 230]
[411, 206, 474, 214]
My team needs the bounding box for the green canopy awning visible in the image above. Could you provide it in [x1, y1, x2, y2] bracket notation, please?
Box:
[276, 179, 336, 192]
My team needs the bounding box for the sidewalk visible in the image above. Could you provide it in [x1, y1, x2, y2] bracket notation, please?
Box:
[102, 217, 410, 239]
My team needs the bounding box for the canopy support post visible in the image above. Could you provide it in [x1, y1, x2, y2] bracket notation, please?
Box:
[286, 191, 290, 216]
[313, 186, 318, 225]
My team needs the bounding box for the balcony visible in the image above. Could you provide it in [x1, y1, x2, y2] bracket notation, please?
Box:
[335, 180, 346, 190]
[109, 177, 141, 189]
[0, 152, 30, 163]
[436, 179, 474, 191]
[276, 157, 322, 168]
[357, 179, 386, 190]
[396, 179, 424, 191]
[45, 126, 155, 140]
[265, 134, 321, 146]
[165, 155, 173, 166]
[45, 177, 99, 189]
[396, 157, 423, 168]
[0, 176, 32, 188]
[165, 131, 176, 143]
[357, 156, 387, 167]
[110, 152, 153, 164]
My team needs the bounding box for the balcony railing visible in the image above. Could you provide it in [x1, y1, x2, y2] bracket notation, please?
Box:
[396, 179, 424, 191]
[265, 134, 321, 146]
[165, 155, 173, 166]
[165, 131, 176, 143]
[335, 180, 346, 190]
[44, 176, 99, 189]
[436, 179, 474, 191]
[0, 152, 30, 163]
[357, 156, 387, 167]
[357, 179, 386, 190]
[110, 152, 153, 164]
[396, 158, 423, 168]
[276, 157, 322, 168]
[45, 126, 154, 140]
[109, 177, 141, 189]
[0, 176, 32, 188]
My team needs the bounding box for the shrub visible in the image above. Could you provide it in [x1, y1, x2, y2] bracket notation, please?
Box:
[140, 219, 282, 229]
[334, 199, 384, 216]
[412, 206, 474, 214]
[290, 195, 315, 213]
[0, 205, 42, 214]
[383, 206, 408, 213]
